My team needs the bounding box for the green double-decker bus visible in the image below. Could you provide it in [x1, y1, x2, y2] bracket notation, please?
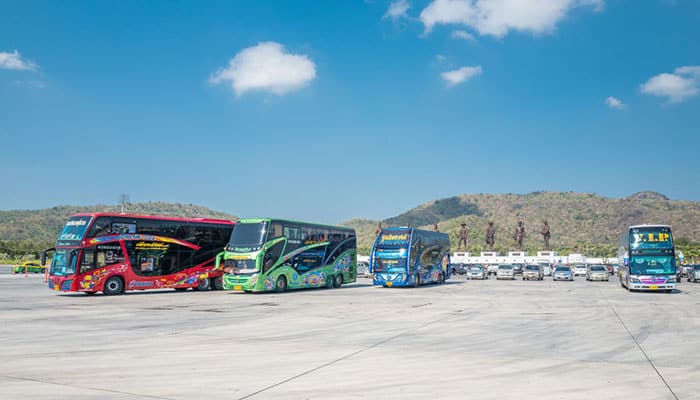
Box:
[217, 218, 357, 292]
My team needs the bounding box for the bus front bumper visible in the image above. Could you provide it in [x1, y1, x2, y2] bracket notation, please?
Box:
[223, 274, 259, 291]
[373, 273, 410, 287]
[629, 283, 675, 291]
[48, 276, 77, 292]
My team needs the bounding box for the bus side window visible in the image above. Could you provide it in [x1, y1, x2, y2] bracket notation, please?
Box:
[79, 249, 96, 274]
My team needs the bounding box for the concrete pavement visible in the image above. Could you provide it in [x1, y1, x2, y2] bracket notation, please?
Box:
[1, 274, 698, 399]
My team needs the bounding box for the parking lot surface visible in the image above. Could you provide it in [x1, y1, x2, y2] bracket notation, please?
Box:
[1, 273, 699, 399]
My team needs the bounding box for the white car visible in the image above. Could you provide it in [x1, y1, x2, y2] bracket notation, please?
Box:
[496, 265, 515, 280]
[487, 264, 499, 275]
[540, 263, 552, 276]
[572, 264, 587, 276]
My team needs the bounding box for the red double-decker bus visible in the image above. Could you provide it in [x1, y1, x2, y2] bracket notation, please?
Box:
[43, 213, 234, 295]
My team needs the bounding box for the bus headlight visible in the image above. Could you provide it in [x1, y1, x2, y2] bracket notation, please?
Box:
[630, 278, 641, 284]
[667, 278, 676, 283]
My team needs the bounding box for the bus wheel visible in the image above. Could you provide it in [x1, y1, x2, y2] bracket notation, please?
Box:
[195, 278, 211, 291]
[103, 276, 124, 296]
[333, 274, 343, 288]
[413, 274, 420, 288]
[276, 276, 287, 293]
[325, 275, 334, 289]
[212, 276, 224, 290]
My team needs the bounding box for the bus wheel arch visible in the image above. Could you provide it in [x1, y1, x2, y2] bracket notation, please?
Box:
[103, 276, 125, 296]
[275, 275, 288, 292]
[212, 276, 224, 290]
[194, 278, 211, 291]
[333, 274, 343, 288]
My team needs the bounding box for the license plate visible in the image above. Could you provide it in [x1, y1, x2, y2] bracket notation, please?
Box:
[386, 282, 393, 286]
[234, 285, 242, 291]
[649, 285, 658, 290]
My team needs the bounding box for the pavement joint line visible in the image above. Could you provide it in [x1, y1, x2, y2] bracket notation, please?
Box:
[1, 374, 176, 400]
[236, 310, 467, 400]
[597, 288, 680, 400]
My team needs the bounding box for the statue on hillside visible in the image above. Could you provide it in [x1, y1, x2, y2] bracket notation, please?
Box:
[541, 221, 551, 251]
[457, 223, 469, 249]
[375, 222, 382, 236]
[513, 221, 526, 250]
[486, 221, 496, 251]
[433, 223, 439, 232]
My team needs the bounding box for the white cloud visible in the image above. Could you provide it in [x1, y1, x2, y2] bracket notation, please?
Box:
[0, 50, 37, 71]
[441, 65, 482, 86]
[209, 42, 316, 96]
[640, 65, 700, 103]
[451, 29, 476, 41]
[420, 0, 603, 37]
[605, 96, 625, 110]
[384, 0, 411, 20]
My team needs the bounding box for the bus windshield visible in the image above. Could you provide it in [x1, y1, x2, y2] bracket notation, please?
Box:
[373, 257, 407, 272]
[630, 227, 673, 251]
[51, 249, 77, 277]
[58, 216, 92, 242]
[376, 229, 411, 247]
[227, 222, 268, 250]
[630, 256, 675, 275]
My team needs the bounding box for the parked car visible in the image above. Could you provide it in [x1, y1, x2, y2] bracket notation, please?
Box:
[467, 265, 488, 280]
[687, 265, 700, 283]
[496, 264, 515, 280]
[512, 263, 524, 275]
[552, 266, 574, 281]
[12, 262, 46, 274]
[586, 264, 609, 281]
[682, 264, 694, 277]
[572, 264, 587, 276]
[357, 261, 372, 278]
[451, 263, 465, 275]
[523, 264, 544, 280]
[604, 264, 614, 275]
[539, 262, 552, 276]
[487, 264, 499, 275]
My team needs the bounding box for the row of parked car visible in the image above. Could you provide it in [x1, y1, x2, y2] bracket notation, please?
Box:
[452, 262, 616, 282]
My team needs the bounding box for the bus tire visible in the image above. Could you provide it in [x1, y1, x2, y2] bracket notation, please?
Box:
[103, 276, 124, 296]
[325, 275, 334, 289]
[413, 274, 420, 288]
[195, 278, 211, 291]
[212, 276, 224, 290]
[333, 274, 343, 288]
[276, 275, 287, 293]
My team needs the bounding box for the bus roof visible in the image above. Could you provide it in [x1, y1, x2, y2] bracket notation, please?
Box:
[70, 212, 234, 225]
[236, 217, 354, 232]
[628, 224, 671, 229]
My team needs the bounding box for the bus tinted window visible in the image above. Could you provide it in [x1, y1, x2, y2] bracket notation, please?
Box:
[59, 216, 92, 241]
[630, 227, 673, 250]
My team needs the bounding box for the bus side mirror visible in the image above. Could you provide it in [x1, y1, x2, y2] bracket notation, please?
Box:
[41, 252, 47, 265]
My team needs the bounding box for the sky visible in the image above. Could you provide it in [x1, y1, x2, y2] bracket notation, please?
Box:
[1, 0, 699, 224]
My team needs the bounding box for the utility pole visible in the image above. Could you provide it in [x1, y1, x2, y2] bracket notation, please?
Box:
[118, 194, 130, 213]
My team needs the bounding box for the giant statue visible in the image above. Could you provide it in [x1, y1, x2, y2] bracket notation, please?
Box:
[485, 221, 496, 251]
[457, 223, 469, 249]
[513, 221, 526, 250]
[541, 221, 551, 251]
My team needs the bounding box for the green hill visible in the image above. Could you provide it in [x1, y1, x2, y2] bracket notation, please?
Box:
[342, 191, 700, 259]
[0, 202, 237, 259]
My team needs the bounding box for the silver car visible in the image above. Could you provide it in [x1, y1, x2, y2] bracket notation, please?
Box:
[586, 264, 609, 281]
[467, 265, 488, 280]
[357, 261, 372, 278]
[552, 266, 573, 281]
[688, 265, 700, 283]
[522, 264, 544, 280]
[496, 264, 515, 280]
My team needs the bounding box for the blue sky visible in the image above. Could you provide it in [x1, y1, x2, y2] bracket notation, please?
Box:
[1, 0, 699, 224]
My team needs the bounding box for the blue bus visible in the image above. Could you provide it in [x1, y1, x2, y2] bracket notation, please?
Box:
[370, 227, 451, 287]
[618, 224, 676, 292]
